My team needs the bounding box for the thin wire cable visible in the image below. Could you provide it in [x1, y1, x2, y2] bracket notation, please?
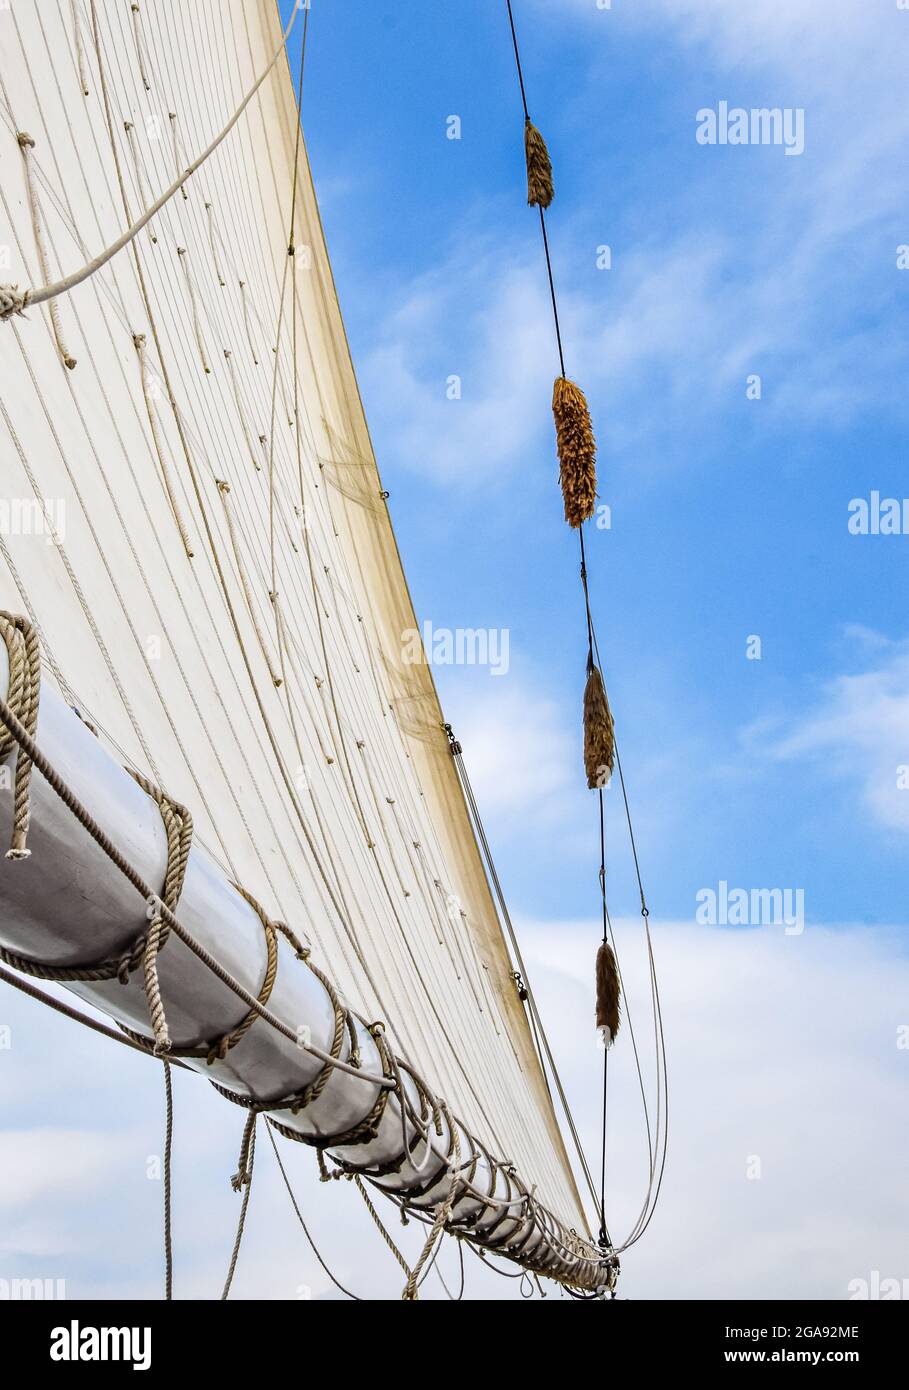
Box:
[265, 1121, 361, 1300]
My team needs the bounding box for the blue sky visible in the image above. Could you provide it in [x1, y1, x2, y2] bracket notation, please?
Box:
[2, 1, 908, 1304]
[287, 0, 909, 932]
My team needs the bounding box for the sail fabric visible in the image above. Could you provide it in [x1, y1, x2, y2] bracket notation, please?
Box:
[0, 0, 585, 1231]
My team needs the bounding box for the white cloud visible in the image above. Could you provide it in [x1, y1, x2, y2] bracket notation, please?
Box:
[356, 0, 909, 498]
[0, 1128, 133, 1211]
[541, 0, 895, 76]
[0, 909, 907, 1298]
[520, 914, 909, 1299]
[446, 672, 579, 826]
[761, 635, 909, 834]
[633, 0, 893, 75]
[361, 250, 554, 486]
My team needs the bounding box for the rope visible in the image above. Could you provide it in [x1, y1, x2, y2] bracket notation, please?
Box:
[221, 1114, 256, 1299]
[130, 2, 152, 92]
[403, 1117, 463, 1300]
[223, 351, 262, 472]
[162, 1059, 174, 1299]
[0, 613, 41, 859]
[176, 247, 210, 374]
[216, 480, 284, 687]
[205, 202, 227, 287]
[353, 1174, 413, 1283]
[16, 132, 77, 368]
[123, 122, 157, 244]
[168, 112, 189, 202]
[239, 280, 259, 364]
[449, 733, 603, 1232]
[265, 1121, 362, 1300]
[69, 0, 90, 97]
[434, 1236, 465, 1301]
[0, 747, 191, 1059]
[0, 962, 190, 1065]
[0, 2, 303, 320]
[133, 333, 195, 558]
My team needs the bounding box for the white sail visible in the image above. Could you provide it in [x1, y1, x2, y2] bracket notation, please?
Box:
[0, 0, 588, 1246]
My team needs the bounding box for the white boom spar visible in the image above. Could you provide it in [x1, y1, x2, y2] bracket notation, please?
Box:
[0, 639, 603, 1291]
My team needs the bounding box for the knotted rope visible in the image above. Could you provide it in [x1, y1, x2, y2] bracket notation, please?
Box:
[402, 1112, 464, 1300]
[0, 613, 41, 859]
[0, 286, 29, 321]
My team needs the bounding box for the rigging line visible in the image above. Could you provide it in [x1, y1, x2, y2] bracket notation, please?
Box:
[265, 1122, 362, 1301]
[504, 0, 667, 1247]
[468, 1242, 527, 1279]
[433, 1236, 466, 1301]
[505, 0, 530, 120]
[504, 0, 566, 376]
[582, 573, 666, 1239]
[0, 2, 304, 318]
[589, 635, 669, 1254]
[0, 962, 191, 1066]
[162, 1059, 174, 1301]
[268, 0, 309, 609]
[69, 0, 90, 97]
[598, 788, 609, 1243]
[221, 1116, 256, 1301]
[352, 1174, 413, 1283]
[455, 750, 599, 1215]
[451, 743, 603, 1230]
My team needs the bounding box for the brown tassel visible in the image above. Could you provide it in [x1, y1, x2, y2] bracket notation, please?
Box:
[524, 118, 554, 209]
[596, 941, 621, 1045]
[553, 376, 597, 528]
[583, 662, 614, 790]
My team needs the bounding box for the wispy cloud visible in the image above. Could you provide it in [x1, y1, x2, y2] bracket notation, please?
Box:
[756, 632, 909, 834]
[358, 0, 909, 497]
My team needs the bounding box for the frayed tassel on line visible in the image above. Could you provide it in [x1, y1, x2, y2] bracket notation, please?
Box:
[553, 376, 597, 528]
[524, 118, 554, 209]
[596, 941, 621, 1046]
[583, 662, 614, 790]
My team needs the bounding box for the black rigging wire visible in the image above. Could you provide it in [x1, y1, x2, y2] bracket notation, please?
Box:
[265, 1122, 363, 1301]
[502, 0, 668, 1265]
